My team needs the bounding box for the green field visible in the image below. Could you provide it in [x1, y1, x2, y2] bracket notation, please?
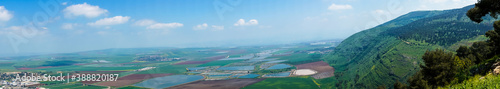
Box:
[0, 42, 339, 89]
[242, 77, 320, 89]
[271, 53, 320, 65]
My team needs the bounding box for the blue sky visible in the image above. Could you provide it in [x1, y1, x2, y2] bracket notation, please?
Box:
[0, 0, 477, 55]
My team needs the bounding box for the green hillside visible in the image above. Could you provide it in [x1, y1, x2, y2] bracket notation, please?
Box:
[322, 5, 496, 88]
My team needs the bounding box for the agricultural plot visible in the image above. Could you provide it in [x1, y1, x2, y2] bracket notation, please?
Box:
[0, 43, 337, 88]
[242, 77, 320, 89]
[95, 74, 173, 87]
[167, 79, 265, 89]
[217, 66, 255, 71]
[295, 61, 335, 79]
[265, 64, 292, 70]
[133, 75, 204, 89]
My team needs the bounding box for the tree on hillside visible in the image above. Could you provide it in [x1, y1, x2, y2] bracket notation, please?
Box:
[467, 0, 500, 55]
[420, 49, 458, 87]
[406, 49, 458, 88]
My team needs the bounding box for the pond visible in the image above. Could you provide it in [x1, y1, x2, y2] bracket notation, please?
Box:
[264, 72, 290, 77]
[238, 74, 260, 78]
[266, 64, 292, 70]
[133, 75, 204, 89]
[217, 66, 254, 71]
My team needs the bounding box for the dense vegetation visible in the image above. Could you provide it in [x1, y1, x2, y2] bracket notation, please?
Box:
[395, 0, 500, 88]
[322, 4, 497, 88]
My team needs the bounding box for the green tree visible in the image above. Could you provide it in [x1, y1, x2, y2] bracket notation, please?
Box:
[393, 81, 408, 89]
[408, 49, 457, 88]
[467, 0, 500, 55]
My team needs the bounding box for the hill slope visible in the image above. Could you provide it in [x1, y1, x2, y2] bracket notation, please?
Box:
[322, 5, 495, 88]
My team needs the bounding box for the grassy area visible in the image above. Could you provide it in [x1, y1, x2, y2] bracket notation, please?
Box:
[447, 35, 488, 51]
[0, 62, 15, 69]
[242, 77, 320, 89]
[314, 76, 337, 89]
[197, 60, 243, 67]
[272, 53, 320, 65]
[442, 74, 500, 89]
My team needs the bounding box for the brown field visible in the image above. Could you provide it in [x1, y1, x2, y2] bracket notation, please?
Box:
[167, 79, 265, 89]
[295, 61, 335, 79]
[95, 73, 173, 87]
[206, 55, 227, 60]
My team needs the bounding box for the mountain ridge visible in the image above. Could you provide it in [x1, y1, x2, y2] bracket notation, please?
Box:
[322, 5, 496, 88]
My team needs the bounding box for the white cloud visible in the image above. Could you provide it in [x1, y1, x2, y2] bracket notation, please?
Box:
[61, 23, 78, 30]
[63, 3, 108, 18]
[211, 25, 224, 31]
[0, 6, 13, 22]
[133, 19, 183, 30]
[61, 2, 68, 5]
[328, 3, 352, 10]
[133, 19, 156, 26]
[146, 23, 183, 29]
[88, 16, 130, 26]
[234, 19, 258, 26]
[193, 23, 208, 30]
[193, 23, 224, 31]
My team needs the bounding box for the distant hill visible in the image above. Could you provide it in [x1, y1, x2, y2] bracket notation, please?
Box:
[322, 5, 496, 88]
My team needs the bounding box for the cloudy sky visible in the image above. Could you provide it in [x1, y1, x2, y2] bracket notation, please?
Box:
[0, 0, 477, 55]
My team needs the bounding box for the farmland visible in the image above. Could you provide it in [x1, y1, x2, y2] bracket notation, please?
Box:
[168, 79, 265, 89]
[242, 77, 320, 89]
[96, 74, 174, 87]
[0, 40, 340, 89]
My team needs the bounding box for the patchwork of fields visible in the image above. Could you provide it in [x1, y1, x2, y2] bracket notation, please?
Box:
[0, 41, 339, 89]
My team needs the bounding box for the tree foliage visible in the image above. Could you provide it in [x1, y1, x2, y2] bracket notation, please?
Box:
[467, 0, 500, 55]
[400, 1, 500, 88]
[407, 49, 458, 88]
